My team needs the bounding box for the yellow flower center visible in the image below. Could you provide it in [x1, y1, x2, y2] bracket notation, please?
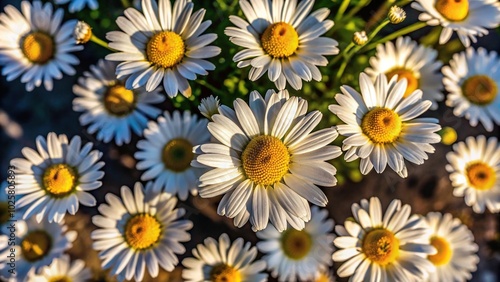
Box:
[435, 0, 469, 22]
[49, 276, 72, 282]
[22, 32, 54, 64]
[428, 236, 453, 266]
[261, 22, 299, 58]
[281, 229, 313, 260]
[362, 228, 399, 265]
[210, 263, 242, 282]
[21, 230, 52, 262]
[146, 31, 185, 68]
[466, 162, 496, 191]
[162, 138, 194, 172]
[386, 68, 419, 98]
[0, 202, 9, 224]
[361, 108, 403, 144]
[315, 272, 331, 282]
[124, 214, 162, 250]
[104, 84, 136, 116]
[42, 164, 77, 197]
[241, 135, 290, 186]
[462, 75, 498, 105]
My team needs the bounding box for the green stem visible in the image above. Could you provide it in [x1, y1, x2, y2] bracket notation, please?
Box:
[362, 21, 427, 52]
[120, 0, 131, 8]
[196, 80, 227, 97]
[335, 0, 351, 22]
[330, 42, 355, 66]
[90, 34, 114, 51]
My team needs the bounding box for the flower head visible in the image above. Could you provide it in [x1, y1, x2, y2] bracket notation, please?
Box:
[26, 254, 92, 282]
[388, 6, 406, 24]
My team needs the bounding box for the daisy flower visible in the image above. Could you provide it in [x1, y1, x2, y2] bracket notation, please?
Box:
[442, 47, 500, 132]
[73, 59, 165, 146]
[10, 132, 105, 223]
[26, 254, 92, 282]
[91, 182, 192, 281]
[0, 1, 83, 91]
[329, 73, 441, 178]
[446, 135, 500, 213]
[411, 0, 500, 47]
[54, 0, 98, 13]
[0, 218, 77, 280]
[182, 233, 268, 282]
[225, 0, 339, 90]
[365, 36, 444, 110]
[193, 90, 342, 232]
[135, 110, 209, 200]
[311, 269, 336, 282]
[423, 212, 479, 282]
[332, 197, 436, 281]
[105, 0, 221, 97]
[198, 95, 220, 120]
[256, 206, 335, 282]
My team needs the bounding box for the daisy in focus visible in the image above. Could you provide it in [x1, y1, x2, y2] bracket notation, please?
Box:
[54, 0, 98, 13]
[11, 132, 104, 223]
[73, 59, 165, 146]
[135, 111, 209, 200]
[26, 254, 92, 282]
[332, 197, 436, 281]
[446, 135, 500, 213]
[423, 212, 479, 282]
[365, 36, 444, 110]
[0, 1, 83, 91]
[225, 0, 339, 90]
[443, 47, 500, 132]
[256, 206, 335, 282]
[182, 233, 268, 282]
[198, 95, 221, 120]
[329, 73, 441, 178]
[411, 0, 500, 47]
[105, 0, 221, 97]
[0, 218, 76, 280]
[193, 90, 342, 232]
[91, 182, 192, 281]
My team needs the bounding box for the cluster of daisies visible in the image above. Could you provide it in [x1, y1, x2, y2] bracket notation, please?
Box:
[0, 0, 499, 281]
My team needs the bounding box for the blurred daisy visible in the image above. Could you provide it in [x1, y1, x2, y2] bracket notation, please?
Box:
[443, 47, 500, 132]
[0, 1, 83, 91]
[256, 206, 335, 282]
[198, 95, 220, 120]
[365, 36, 444, 110]
[311, 269, 336, 282]
[423, 212, 479, 282]
[54, 0, 98, 13]
[182, 233, 268, 282]
[446, 135, 500, 213]
[329, 73, 441, 178]
[73, 59, 165, 146]
[412, 0, 500, 47]
[332, 197, 436, 281]
[193, 90, 341, 231]
[135, 111, 209, 200]
[11, 132, 104, 223]
[91, 182, 192, 281]
[26, 254, 92, 282]
[225, 0, 339, 90]
[106, 0, 221, 97]
[0, 218, 77, 280]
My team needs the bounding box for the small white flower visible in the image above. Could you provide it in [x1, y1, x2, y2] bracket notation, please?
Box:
[198, 95, 220, 120]
[446, 135, 500, 213]
[26, 254, 92, 282]
[182, 233, 268, 282]
[73, 21, 92, 44]
[54, 0, 98, 13]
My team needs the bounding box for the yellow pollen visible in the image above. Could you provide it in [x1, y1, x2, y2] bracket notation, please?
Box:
[146, 31, 185, 68]
[261, 22, 299, 58]
[462, 75, 498, 105]
[104, 84, 136, 116]
[361, 108, 402, 144]
[281, 229, 313, 260]
[162, 138, 194, 172]
[21, 230, 52, 262]
[0, 202, 9, 224]
[241, 135, 290, 186]
[210, 263, 242, 282]
[428, 236, 453, 266]
[435, 0, 469, 21]
[466, 162, 496, 191]
[386, 68, 419, 98]
[49, 276, 71, 282]
[315, 273, 331, 282]
[362, 228, 399, 265]
[124, 214, 162, 250]
[42, 164, 77, 197]
[22, 32, 54, 64]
